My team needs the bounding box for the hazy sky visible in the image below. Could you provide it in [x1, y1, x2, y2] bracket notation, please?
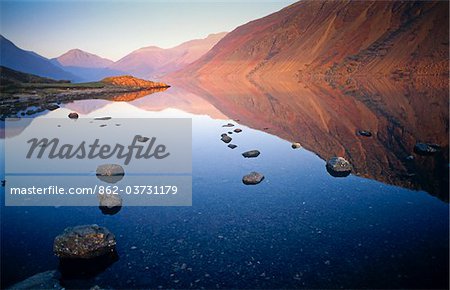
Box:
[0, 1, 297, 61]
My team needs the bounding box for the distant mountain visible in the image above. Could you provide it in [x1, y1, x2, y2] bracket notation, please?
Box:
[0, 65, 70, 87]
[111, 32, 227, 79]
[54, 49, 114, 68]
[52, 49, 126, 82]
[0, 35, 78, 81]
[173, 1, 448, 81]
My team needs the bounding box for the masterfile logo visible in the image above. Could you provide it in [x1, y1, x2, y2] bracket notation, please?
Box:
[4, 117, 192, 207]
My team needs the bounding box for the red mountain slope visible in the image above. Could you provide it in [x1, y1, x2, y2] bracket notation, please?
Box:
[172, 0, 448, 81]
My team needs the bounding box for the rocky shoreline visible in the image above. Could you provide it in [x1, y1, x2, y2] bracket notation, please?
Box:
[0, 70, 170, 119]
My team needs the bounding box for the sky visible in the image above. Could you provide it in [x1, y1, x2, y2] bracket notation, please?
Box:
[0, 0, 297, 61]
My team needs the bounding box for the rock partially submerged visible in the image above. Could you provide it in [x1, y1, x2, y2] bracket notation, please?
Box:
[234, 128, 242, 133]
[242, 150, 260, 158]
[96, 164, 125, 184]
[98, 190, 122, 215]
[221, 135, 232, 143]
[242, 172, 265, 185]
[94, 116, 111, 121]
[98, 193, 122, 211]
[326, 157, 352, 177]
[6, 270, 61, 290]
[222, 123, 234, 127]
[54, 225, 116, 259]
[46, 104, 60, 111]
[68, 112, 79, 119]
[228, 144, 237, 149]
[137, 135, 149, 142]
[414, 143, 441, 155]
[357, 130, 372, 137]
[291, 142, 301, 149]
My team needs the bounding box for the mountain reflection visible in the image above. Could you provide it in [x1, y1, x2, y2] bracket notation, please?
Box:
[109, 88, 167, 102]
[173, 76, 449, 202]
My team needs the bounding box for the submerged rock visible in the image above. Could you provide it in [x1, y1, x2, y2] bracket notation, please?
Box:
[234, 128, 242, 133]
[54, 225, 116, 259]
[68, 112, 79, 119]
[357, 130, 372, 137]
[326, 157, 352, 177]
[221, 135, 232, 143]
[6, 270, 61, 290]
[137, 135, 149, 142]
[291, 142, 301, 149]
[222, 123, 234, 127]
[414, 143, 441, 155]
[96, 164, 125, 184]
[228, 144, 237, 149]
[242, 150, 260, 158]
[242, 172, 264, 185]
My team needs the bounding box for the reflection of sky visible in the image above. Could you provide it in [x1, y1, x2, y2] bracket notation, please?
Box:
[0, 0, 297, 61]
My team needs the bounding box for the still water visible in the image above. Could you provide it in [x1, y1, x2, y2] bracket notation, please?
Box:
[1, 80, 449, 289]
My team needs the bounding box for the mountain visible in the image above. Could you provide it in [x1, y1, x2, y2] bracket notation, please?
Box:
[0, 35, 78, 81]
[54, 49, 114, 68]
[111, 32, 227, 79]
[51, 49, 126, 82]
[0, 65, 70, 86]
[172, 1, 448, 81]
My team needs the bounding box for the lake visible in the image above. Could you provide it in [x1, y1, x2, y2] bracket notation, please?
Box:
[1, 78, 449, 289]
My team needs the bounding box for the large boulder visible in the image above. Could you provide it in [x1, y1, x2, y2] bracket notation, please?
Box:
[242, 172, 265, 185]
[326, 157, 352, 177]
[54, 225, 116, 259]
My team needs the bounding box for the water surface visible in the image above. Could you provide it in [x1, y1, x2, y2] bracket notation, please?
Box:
[1, 80, 448, 289]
